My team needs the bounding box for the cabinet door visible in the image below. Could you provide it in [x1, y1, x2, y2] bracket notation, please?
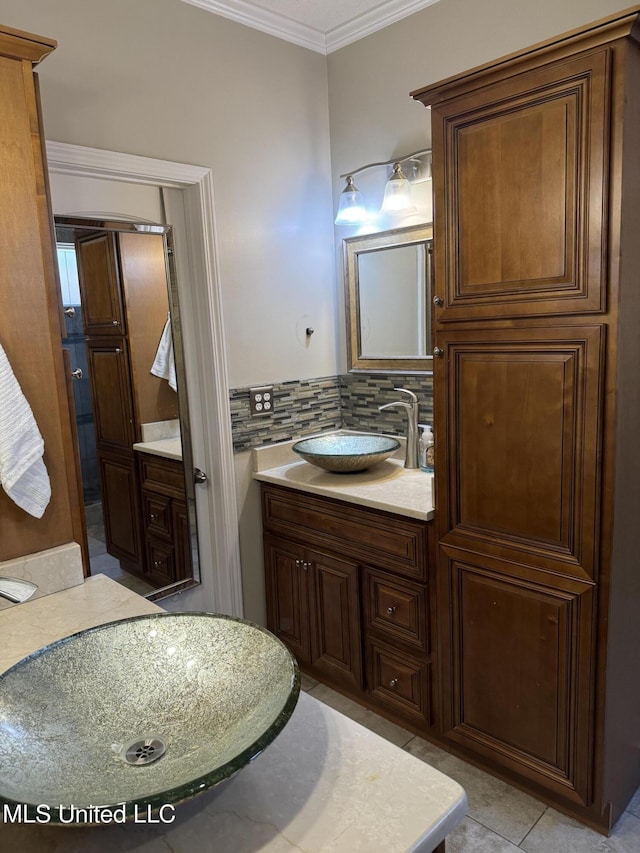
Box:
[171, 500, 192, 581]
[441, 548, 594, 805]
[431, 48, 609, 322]
[263, 535, 312, 665]
[98, 451, 143, 570]
[309, 549, 363, 691]
[75, 233, 125, 335]
[86, 340, 136, 451]
[435, 326, 604, 581]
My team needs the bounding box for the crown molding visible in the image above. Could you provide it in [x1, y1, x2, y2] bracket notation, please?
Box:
[180, 0, 327, 53]
[180, 0, 442, 55]
[327, 0, 441, 53]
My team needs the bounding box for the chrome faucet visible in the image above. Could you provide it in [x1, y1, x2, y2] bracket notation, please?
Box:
[378, 388, 420, 469]
[0, 577, 38, 604]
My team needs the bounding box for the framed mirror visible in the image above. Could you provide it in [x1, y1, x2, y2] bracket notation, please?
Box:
[344, 223, 433, 372]
[54, 216, 200, 600]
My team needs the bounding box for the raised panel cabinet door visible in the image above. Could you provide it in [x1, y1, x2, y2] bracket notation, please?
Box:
[441, 548, 595, 805]
[75, 232, 125, 335]
[429, 48, 609, 321]
[86, 340, 136, 451]
[263, 535, 312, 666]
[98, 452, 143, 569]
[309, 549, 363, 691]
[436, 326, 604, 581]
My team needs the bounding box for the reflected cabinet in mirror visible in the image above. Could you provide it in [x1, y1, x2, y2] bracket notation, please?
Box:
[55, 217, 200, 600]
[344, 224, 433, 372]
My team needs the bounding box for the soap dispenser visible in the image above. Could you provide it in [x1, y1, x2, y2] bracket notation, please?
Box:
[419, 424, 434, 472]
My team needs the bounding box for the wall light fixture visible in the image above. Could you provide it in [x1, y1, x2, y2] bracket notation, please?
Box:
[335, 148, 431, 225]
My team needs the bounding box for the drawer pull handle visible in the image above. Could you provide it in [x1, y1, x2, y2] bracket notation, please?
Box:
[386, 606, 396, 616]
[389, 678, 399, 688]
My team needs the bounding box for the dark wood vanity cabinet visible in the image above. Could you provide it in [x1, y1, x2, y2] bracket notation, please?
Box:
[412, 8, 640, 832]
[138, 452, 191, 588]
[261, 483, 435, 732]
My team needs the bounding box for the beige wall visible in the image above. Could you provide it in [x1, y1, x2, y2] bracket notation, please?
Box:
[0, 0, 338, 390]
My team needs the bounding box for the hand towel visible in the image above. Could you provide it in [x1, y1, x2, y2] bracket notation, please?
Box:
[150, 313, 177, 392]
[0, 342, 51, 518]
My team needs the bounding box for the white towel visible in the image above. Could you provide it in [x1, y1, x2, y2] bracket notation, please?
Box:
[150, 314, 177, 392]
[0, 343, 51, 518]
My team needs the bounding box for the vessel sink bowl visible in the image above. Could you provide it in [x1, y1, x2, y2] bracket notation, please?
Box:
[0, 613, 299, 823]
[292, 433, 401, 473]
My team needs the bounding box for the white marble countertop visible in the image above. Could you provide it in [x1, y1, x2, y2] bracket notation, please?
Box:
[133, 436, 183, 461]
[0, 576, 465, 851]
[253, 435, 435, 521]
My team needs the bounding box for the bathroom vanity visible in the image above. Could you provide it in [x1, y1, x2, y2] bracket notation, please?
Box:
[254, 440, 437, 736]
[0, 575, 466, 851]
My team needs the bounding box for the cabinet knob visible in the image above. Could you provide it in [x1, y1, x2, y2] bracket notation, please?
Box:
[71, 368, 83, 380]
[112, 319, 120, 326]
[432, 295, 444, 306]
[433, 346, 444, 358]
[295, 559, 301, 569]
[149, 513, 158, 522]
[63, 306, 76, 318]
[386, 606, 396, 616]
[194, 468, 208, 485]
[302, 561, 310, 571]
[153, 559, 164, 569]
[389, 678, 399, 688]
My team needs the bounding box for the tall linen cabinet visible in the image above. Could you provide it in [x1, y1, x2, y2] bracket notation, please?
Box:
[412, 9, 640, 832]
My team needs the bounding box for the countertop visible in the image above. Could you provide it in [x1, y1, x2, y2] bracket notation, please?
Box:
[0, 576, 465, 851]
[133, 436, 183, 461]
[253, 435, 435, 521]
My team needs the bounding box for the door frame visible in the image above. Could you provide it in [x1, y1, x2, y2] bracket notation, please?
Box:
[45, 140, 243, 617]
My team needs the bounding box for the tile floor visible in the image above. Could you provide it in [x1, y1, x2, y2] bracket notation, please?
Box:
[300, 674, 640, 852]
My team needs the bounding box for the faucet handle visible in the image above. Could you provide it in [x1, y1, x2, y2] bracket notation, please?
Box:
[393, 387, 418, 403]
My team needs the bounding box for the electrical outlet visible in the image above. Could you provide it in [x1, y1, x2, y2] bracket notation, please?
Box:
[249, 386, 274, 417]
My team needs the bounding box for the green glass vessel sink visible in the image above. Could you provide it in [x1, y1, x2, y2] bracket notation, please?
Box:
[0, 613, 299, 824]
[292, 433, 400, 473]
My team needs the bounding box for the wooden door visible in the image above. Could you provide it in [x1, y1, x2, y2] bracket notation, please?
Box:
[429, 48, 609, 322]
[435, 326, 604, 581]
[309, 548, 363, 691]
[441, 547, 594, 804]
[263, 534, 312, 665]
[75, 233, 125, 335]
[85, 340, 136, 451]
[98, 451, 143, 570]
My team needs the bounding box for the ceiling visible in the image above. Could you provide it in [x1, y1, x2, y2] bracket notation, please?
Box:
[181, 0, 442, 53]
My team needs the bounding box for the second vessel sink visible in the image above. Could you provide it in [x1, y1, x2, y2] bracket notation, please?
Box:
[292, 433, 400, 473]
[0, 612, 299, 823]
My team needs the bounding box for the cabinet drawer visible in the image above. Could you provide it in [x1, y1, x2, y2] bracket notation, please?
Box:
[367, 639, 431, 728]
[261, 484, 428, 580]
[145, 539, 175, 587]
[142, 490, 172, 540]
[365, 568, 428, 653]
[139, 454, 186, 499]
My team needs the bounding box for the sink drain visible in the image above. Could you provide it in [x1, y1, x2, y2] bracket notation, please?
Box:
[122, 736, 167, 766]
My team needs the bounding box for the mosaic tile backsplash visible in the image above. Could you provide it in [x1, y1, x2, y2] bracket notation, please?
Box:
[230, 373, 433, 452]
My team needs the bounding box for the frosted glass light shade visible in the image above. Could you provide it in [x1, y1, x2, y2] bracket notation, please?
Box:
[335, 176, 367, 224]
[380, 163, 416, 215]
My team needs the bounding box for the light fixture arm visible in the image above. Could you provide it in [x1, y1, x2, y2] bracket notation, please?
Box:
[339, 148, 431, 179]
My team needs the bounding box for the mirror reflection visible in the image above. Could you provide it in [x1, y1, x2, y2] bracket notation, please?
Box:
[344, 223, 433, 372]
[54, 217, 200, 599]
